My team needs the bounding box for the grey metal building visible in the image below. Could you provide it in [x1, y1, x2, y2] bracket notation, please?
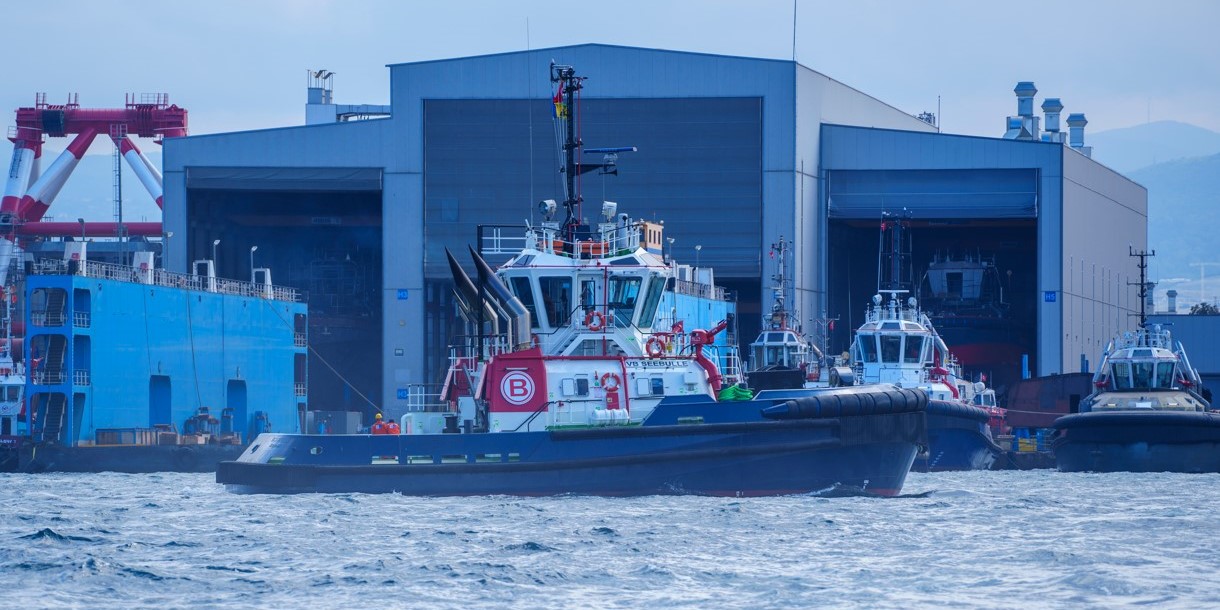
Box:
[162, 44, 1146, 415]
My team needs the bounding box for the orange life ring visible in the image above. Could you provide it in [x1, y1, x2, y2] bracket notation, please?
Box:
[645, 336, 666, 358]
[600, 372, 620, 392]
[585, 310, 606, 332]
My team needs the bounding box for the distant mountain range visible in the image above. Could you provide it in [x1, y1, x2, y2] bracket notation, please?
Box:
[1129, 153, 1220, 310]
[1082, 121, 1220, 310]
[1089, 121, 1220, 174]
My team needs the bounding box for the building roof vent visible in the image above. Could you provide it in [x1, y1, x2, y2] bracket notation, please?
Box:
[1067, 113, 1092, 157]
[1003, 116, 1029, 140]
[1014, 81, 1038, 117]
[1004, 82, 1040, 140]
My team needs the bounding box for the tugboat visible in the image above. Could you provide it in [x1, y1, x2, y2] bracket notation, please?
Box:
[845, 214, 1005, 471]
[216, 64, 928, 497]
[744, 236, 829, 392]
[1053, 248, 1218, 473]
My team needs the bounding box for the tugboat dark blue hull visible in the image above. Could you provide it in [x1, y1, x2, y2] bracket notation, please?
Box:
[1053, 410, 1220, 473]
[219, 404, 926, 497]
[914, 401, 1002, 472]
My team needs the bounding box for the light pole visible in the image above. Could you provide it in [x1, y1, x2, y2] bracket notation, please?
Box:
[250, 245, 259, 283]
[77, 218, 85, 241]
[666, 237, 675, 263]
[212, 239, 220, 264]
[695, 244, 702, 268]
[163, 231, 173, 266]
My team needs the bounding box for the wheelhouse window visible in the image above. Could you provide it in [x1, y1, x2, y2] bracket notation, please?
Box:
[903, 336, 925, 364]
[539, 276, 572, 328]
[879, 335, 901, 363]
[637, 276, 666, 329]
[858, 335, 878, 363]
[1156, 362, 1176, 389]
[1112, 362, 1132, 390]
[509, 277, 540, 330]
[608, 276, 641, 327]
[1132, 362, 1154, 389]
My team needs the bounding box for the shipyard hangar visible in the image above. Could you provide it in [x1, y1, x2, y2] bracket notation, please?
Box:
[162, 44, 1146, 417]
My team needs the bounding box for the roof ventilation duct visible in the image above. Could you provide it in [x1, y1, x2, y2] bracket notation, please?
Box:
[1067, 113, 1092, 157]
[1041, 98, 1064, 143]
[1004, 82, 1040, 140]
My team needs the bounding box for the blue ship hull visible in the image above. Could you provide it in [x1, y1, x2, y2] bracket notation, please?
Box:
[706, 382, 997, 473]
[1053, 411, 1220, 473]
[11, 263, 308, 473]
[914, 401, 1001, 472]
[218, 389, 928, 497]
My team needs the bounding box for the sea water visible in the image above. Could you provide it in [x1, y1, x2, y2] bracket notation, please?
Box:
[2, 470, 1218, 609]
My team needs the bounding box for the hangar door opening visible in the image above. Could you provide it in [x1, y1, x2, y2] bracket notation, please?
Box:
[187, 167, 383, 417]
[825, 168, 1038, 393]
[421, 97, 764, 384]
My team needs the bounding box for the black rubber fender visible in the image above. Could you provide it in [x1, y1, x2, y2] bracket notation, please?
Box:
[761, 385, 929, 420]
[925, 400, 991, 423]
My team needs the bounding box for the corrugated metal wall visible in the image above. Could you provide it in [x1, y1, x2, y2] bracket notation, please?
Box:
[423, 97, 763, 277]
[826, 168, 1038, 219]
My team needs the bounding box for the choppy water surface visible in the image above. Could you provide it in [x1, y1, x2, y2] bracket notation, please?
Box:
[2, 470, 1218, 609]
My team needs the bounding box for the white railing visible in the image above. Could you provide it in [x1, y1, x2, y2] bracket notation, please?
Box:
[482, 223, 645, 260]
[294, 333, 307, 348]
[403, 383, 448, 412]
[37, 312, 66, 327]
[73, 370, 90, 386]
[33, 371, 66, 384]
[480, 226, 532, 256]
[73, 312, 91, 328]
[673, 278, 728, 301]
[294, 382, 307, 396]
[33, 258, 300, 302]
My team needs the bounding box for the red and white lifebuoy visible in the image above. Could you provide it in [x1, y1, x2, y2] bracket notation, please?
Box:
[600, 372, 620, 392]
[645, 335, 666, 358]
[585, 310, 606, 332]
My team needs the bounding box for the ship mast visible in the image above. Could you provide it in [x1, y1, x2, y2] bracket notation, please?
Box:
[549, 63, 584, 238]
[877, 211, 913, 294]
[766, 236, 795, 331]
[1129, 245, 1156, 329]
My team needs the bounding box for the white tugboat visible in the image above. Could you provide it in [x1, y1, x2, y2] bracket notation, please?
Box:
[1053, 248, 1218, 472]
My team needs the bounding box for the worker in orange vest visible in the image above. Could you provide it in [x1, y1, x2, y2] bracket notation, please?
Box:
[384, 418, 401, 435]
[370, 413, 388, 435]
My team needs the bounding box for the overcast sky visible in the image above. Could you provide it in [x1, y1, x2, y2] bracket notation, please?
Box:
[5, 0, 1218, 151]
